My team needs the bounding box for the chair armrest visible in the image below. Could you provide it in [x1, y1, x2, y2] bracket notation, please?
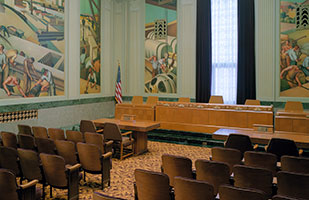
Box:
[264, 145, 268, 151]
[102, 152, 113, 159]
[253, 144, 259, 150]
[96, 129, 104, 133]
[122, 131, 133, 136]
[19, 180, 38, 189]
[105, 140, 113, 146]
[299, 149, 304, 156]
[66, 164, 81, 172]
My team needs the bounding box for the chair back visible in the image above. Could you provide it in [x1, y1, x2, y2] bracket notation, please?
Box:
[77, 142, 102, 172]
[284, 101, 304, 112]
[281, 155, 309, 174]
[66, 130, 84, 144]
[35, 138, 56, 155]
[134, 169, 171, 200]
[277, 171, 309, 199]
[18, 124, 32, 136]
[32, 126, 48, 139]
[209, 95, 224, 104]
[80, 120, 97, 133]
[18, 134, 35, 150]
[162, 154, 193, 187]
[245, 99, 261, 105]
[103, 123, 122, 141]
[195, 159, 230, 195]
[131, 96, 143, 104]
[0, 146, 20, 175]
[40, 153, 67, 188]
[233, 165, 273, 198]
[174, 176, 214, 200]
[0, 169, 19, 200]
[17, 148, 42, 181]
[244, 151, 277, 176]
[219, 185, 267, 200]
[84, 132, 104, 153]
[93, 192, 126, 200]
[224, 134, 253, 156]
[211, 147, 242, 174]
[1, 131, 17, 149]
[266, 138, 299, 160]
[55, 140, 78, 166]
[146, 96, 158, 105]
[48, 128, 65, 141]
[178, 97, 190, 103]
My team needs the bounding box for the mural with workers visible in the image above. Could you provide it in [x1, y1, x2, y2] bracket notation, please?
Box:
[145, 0, 177, 94]
[280, 0, 309, 97]
[80, 0, 101, 94]
[0, 0, 65, 99]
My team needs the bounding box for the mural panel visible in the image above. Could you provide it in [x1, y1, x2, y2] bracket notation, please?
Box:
[280, 0, 309, 97]
[80, 0, 101, 94]
[0, 0, 65, 99]
[145, 0, 177, 94]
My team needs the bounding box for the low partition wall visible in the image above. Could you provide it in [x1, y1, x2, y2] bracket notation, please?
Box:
[115, 103, 156, 121]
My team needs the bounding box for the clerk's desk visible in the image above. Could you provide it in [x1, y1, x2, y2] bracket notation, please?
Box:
[92, 118, 160, 155]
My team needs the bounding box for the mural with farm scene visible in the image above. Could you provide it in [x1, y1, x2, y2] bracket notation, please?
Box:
[145, 0, 177, 94]
[80, 0, 101, 95]
[0, 0, 65, 99]
[280, 0, 309, 97]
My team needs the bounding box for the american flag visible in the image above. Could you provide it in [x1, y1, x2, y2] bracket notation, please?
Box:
[115, 65, 122, 103]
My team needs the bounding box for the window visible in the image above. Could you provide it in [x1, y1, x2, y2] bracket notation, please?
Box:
[211, 0, 238, 104]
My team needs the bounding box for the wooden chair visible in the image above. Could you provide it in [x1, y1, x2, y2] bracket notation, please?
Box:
[245, 99, 261, 105]
[178, 97, 190, 103]
[266, 138, 300, 161]
[146, 96, 158, 105]
[55, 140, 79, 166]
[284, 101, 304, 112]
[1, 131, 18, 149]
[48, 128, 65, 141]
[0, 146, 21, 177]
[66, 130, 84, 144]
[84, 132, 113, 153]
[32, 126, 48, 139]
[0, 168, 40, 200]
[174, 176, 214, 200]
[211, 147, 242, 174]
[77, 142, 112, 189]
[272, 195, 300, 200]
[233, 165, 273, 198]
[244, 151, 277, 176]
[40, 153, 81, 199]
[277, 171, 309, 199]
[80, 120, 103, 134]
[219, 185, 267, 200]
[131, 96, 143, 104]
[209, 95, 224, 104]
[35, 138, 56, 155]
[103, 122, 134, 160]
[17, 124, 33, 136]
[224, 134, 256, 157]
[17, 134, 35, 150]
[281, 155, 309, 174]
[93, 192, 126, 200]
[195, 159, 230, 195]
[134, 169, 172, 200]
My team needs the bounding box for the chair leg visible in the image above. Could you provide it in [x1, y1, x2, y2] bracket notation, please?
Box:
[50, 186, 52, 198]
[84, 171, 86, 182]
[120, 144, 123, 160]
[42, 184, 45, 200]
[101, 173, 104, 190]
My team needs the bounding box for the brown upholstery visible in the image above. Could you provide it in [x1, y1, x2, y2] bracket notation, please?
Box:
[161, 154, 193, 187]
[146, 96, 158, 105]
[40, 153, 80, 199]
[277, 171, 309, 199]
[272, 195, 300, 200]
[266, 138, 299, 161]
[66, 130, 84, 144]
[18, 124, 33, 136]
[174, 176, 214, 200]
[80, 120, 103, 134]
[48, 128, 65, 141]
[32, 126, 48, 139]
[0, 168, 39, 200]
[84, 132, 113, 153]
[219, 185, 267, 200]
[103, 122, 134, 160]
[134, 169, 172, 200]
[284, 101, 304, 112]
[18, 134, 35, 150]
[245, 99, 261, 105]
[281, 155, 309, 174]
[244, 151, 277, 176]
[55, 140, 78, 166]
[0, 146, 20, 176]
[195, 159, 230, 195]
[224, 134, 254, 156]
[131, 96, 143, 104]
[233, 165, 273, 198]
[77, 142, 112, 189]
[211, 147, 242, 174]
[93, 192, 126, 200]
[1, 131, 18, 149]
[209, 95, 224, 104]
[35, 138, 56, 155]
[178, 97, 190, 102]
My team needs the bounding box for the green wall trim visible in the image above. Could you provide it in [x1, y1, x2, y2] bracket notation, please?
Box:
[261, 101, 309, 110]
[122, 96, 196, 102]
[0, 96, 115, 113]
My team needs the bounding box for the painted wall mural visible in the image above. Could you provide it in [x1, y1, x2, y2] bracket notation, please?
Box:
[145, 0, 177, 94]
[0, 0, 65, 99]
[80, 0, 101, 95]
[280, 0, 309, 97]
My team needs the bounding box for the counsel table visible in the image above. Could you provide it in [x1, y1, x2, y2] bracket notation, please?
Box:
[92, 118, 160, 155]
